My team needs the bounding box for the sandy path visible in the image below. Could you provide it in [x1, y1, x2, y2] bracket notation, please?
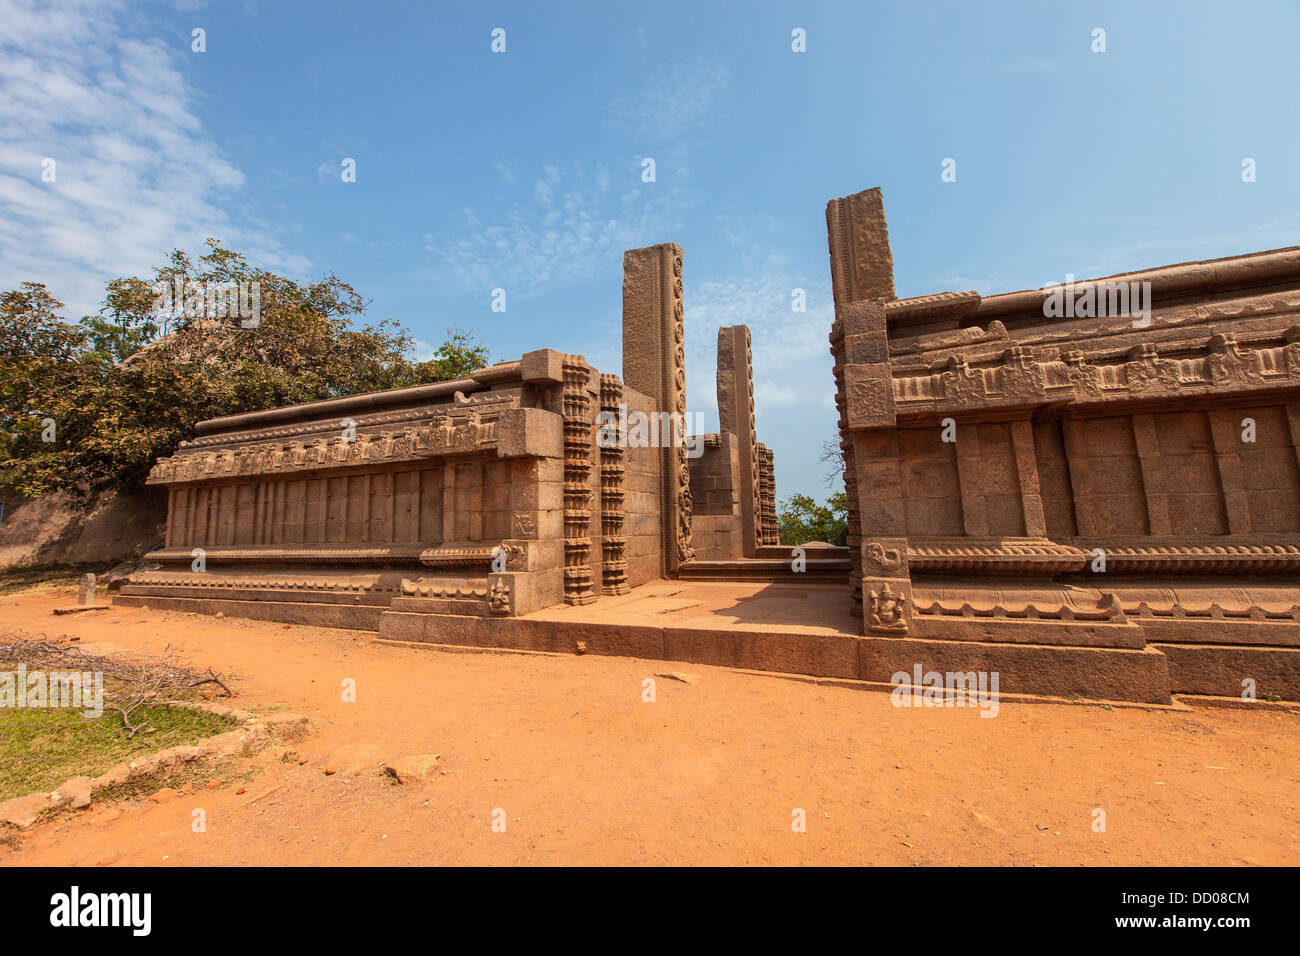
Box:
[2, 589, 1297, 866]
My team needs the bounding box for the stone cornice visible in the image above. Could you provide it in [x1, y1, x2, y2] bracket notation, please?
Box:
[193, 361, 523, 437]
[147, 410, 500, 485]
[974, 246, 1300, 322]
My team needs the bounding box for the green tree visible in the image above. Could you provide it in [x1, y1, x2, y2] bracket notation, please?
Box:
[0, 241, 489, 498]
[777, 491, 848, 546]
[414, 329, 491, 382]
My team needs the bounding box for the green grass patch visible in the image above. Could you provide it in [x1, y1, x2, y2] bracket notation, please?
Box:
[0, 704, 237, 801]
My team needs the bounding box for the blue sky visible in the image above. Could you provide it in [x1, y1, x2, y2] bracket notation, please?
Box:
[2, 0, 1298, 499]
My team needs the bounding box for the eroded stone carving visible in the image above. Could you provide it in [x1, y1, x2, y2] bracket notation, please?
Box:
[488, 577, 511, 614]
[869, 582, 908, 632]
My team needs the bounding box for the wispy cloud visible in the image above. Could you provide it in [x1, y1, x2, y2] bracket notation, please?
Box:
[420, 61, 728, 298]
[0, 0, 309, 318]
[606, 61, 730, 143]
[420, 161, 694, 296]
[684, 268, 834, 421]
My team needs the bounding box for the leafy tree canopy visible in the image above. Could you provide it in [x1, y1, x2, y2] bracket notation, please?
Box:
[0, 240, 489, 497]
[777, 491, 848, 547]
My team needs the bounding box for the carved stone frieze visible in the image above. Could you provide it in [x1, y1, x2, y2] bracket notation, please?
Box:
[149, 413, 499, 485]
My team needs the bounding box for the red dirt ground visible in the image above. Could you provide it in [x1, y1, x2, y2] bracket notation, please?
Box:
[2, 588, 1297, 866]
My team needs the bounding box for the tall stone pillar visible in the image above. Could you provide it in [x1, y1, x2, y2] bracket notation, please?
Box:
[716, 324, 760, 556]
[623, 243, 694, 575]
[826, 187, 898, 625]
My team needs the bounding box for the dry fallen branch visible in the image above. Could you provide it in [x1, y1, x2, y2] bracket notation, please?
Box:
[0, 632, 234, 738]
[190, 669, 232, 697]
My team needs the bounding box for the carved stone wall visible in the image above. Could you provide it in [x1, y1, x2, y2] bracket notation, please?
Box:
[125, 353, 573, 620]
[830, 185, 1300, 658]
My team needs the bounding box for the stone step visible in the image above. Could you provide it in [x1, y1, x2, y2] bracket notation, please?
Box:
[754, 544, 850, 560]
[677, 558, 850, 582]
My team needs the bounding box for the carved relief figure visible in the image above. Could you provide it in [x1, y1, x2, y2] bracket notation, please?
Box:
[870, 582, 908, 632]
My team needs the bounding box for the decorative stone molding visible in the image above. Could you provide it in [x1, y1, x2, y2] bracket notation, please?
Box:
[400, 578, 489, 600]
[1080, 542, 1300, 574]
[668, 251, 696, 567]
[905, 539, 1088, 575]
[885, 289, 981, 325]
[562, 356, 596, 605]
[144, 545, 427, 566]
[885, 332, 1300, 422]
[180, 400, 512, 451]
[914, 590, 1126, 623]
[757, 443, 778, 545]
[599, 373, 629, 595]
[129, 568, 401, 593]
[148, 412, 499, 485]
[418, 543, 526, 569]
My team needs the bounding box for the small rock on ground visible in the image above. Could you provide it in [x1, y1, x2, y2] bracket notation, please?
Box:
[384, 754, 440, 784]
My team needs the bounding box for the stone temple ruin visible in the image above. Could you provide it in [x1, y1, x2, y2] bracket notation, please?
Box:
[118, 188, 1300, 703]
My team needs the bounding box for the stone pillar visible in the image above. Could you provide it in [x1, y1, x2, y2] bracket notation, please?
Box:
[562, 355, 596, 605]
[716, 324, 760, 556]
[826, 187, 898, 624]
[622, 243, 694, 575]
[826, 187, 897, 308]
[757, 442, 778, 544]
[599, 373, 629, 594]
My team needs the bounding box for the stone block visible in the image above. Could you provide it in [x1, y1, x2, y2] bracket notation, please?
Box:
[520, 348, 565, 385]
[495, 407, 563, 459]
[844, 364, 896, 431]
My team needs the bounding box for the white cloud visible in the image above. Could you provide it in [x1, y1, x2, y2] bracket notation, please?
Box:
[420, 163, 693, 295]
[419, 61, 726, 299]
[607, 61, 730, 143]
[686, 273, 832, 381]
[316, 161, 341, 184]
[491, 160, 517, 184]
[0, 0, 309, 318]
[679, 267, 836, 447]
